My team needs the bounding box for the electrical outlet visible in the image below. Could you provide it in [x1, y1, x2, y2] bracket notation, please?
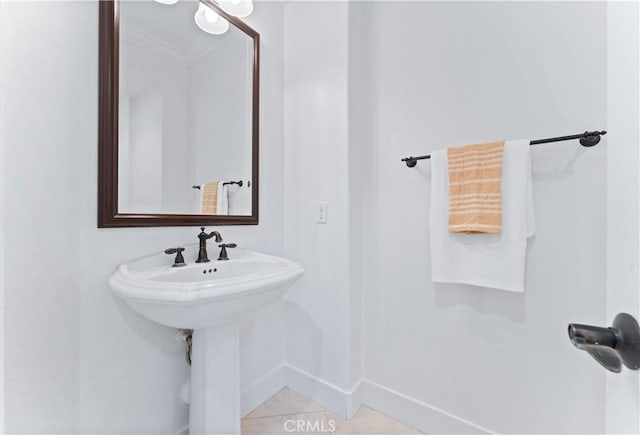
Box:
[317, 202, 328, 223]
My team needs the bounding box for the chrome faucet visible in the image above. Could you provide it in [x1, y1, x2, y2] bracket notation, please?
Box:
[196, 227, 223, 263]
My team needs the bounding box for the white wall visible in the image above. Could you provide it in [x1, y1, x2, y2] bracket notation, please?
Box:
[129, 91, 164, 210]
[1, 1, 285, 433]
[282, 4, 609, 431]
[283, 3, 609, 431]
[362, 2, 607, 433]
[283, 0, 356, 395]
[606, 2, 640, 433]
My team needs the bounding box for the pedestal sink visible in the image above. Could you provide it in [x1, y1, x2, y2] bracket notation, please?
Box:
[109, 247, 303, 435]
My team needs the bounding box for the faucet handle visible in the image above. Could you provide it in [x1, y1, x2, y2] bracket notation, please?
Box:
[164, 247, 186, 267]
[217, 243, 237, 261]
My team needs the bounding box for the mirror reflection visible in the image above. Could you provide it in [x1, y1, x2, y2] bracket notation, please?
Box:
[118, 0, 254, 216]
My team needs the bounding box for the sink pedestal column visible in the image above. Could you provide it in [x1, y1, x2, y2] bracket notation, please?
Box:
[190, 323, 240, 435]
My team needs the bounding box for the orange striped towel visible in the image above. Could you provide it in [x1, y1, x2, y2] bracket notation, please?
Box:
[447, 141, 505, 234]
[201, 181, 219, 215]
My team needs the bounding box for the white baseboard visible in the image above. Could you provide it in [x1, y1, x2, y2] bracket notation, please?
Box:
[239, 365, 495, 434]
[361, 380, 496, 434]
[283, 364, 362, 419]
[240, 364, 286, 418]
[345, 380, 363, 419]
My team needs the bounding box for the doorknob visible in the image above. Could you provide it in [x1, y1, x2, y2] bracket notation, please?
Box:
[568, 312, 640, 373]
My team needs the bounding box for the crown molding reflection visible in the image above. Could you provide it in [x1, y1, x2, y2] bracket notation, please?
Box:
[121, 24, 232, 69]
[121, 26, 187, 67]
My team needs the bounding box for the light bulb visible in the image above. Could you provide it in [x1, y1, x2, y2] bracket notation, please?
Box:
[204, 8, 218, 23]
[217, 0, 253, 18]
[154, 0, 179, 5]
[194, 3, 229, 35]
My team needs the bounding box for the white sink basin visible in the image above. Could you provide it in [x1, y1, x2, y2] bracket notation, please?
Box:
[109, 247, 303, 329]
[110, 246, 303, 434]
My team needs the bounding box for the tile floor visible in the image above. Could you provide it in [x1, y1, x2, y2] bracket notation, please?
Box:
[242, 388, 424, 434]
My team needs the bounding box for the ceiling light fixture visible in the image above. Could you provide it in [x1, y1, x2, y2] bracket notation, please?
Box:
[194, 3, 230, 35]
[217, 0, 253, 18]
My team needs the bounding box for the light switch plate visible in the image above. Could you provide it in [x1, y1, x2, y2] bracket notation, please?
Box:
[317, 202, 328, 223]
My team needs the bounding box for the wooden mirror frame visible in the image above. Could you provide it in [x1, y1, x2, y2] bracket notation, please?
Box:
[98, 0, 260, 228]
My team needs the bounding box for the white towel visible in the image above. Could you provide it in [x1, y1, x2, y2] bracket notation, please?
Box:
[429, 139, 535, 292]
[216, 181, 229, 215]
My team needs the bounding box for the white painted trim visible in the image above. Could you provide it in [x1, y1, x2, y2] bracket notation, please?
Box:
[238, 364, 497, 434]
[361, 380, 496, 435]
[345, 380, 362, 420]
[240, 364, 286, 418]
[283, 364, 362, 419]
[120, 24, 228, 69]
[269, 364, 494, 433]
[184, 36, 226, 68]
[121, 26, 187, 67]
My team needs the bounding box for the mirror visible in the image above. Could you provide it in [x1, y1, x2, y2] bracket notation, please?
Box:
[98, 0, 259, 227]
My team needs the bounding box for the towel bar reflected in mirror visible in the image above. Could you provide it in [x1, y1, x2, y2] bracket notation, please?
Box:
[192, 181, 250, 190]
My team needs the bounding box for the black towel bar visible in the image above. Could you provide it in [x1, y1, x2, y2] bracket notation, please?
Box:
[192, 180, 247, 190]
[401, 130, 607, 168]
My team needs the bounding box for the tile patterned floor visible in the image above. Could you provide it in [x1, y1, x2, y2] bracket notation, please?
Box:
[242, 388, 424, 434]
